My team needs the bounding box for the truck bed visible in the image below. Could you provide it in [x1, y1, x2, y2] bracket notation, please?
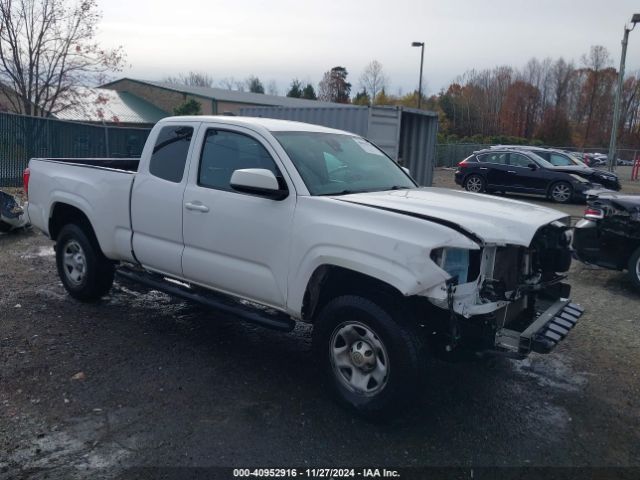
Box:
[27, 158, 138, 262]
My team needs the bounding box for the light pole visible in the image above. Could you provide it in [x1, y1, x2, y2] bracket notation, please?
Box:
[607, 13, 640, 172]
[411, 41, 425, 109]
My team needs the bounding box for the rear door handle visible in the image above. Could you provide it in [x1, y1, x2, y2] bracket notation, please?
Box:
[184, 202, 209, 212]
[507, 170, 517, 174]
[479, 167, 488, 170]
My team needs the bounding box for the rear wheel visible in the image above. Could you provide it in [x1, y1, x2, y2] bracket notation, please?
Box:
[628, 247, 640, 290]
[312, 294, 427, 419]
[464, 174, 485, 193]
[56, 224, 114, 302]
[549, 181, 573, 203]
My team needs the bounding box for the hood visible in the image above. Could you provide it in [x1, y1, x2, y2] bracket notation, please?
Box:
[334, 188, 568, 246]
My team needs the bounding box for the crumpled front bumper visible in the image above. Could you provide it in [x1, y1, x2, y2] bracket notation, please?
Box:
[495, 299, 584, 356]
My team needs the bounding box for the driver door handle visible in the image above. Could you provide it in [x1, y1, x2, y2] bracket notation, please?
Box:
[507, 170, 517, 174]
[184, 202, 209, 213]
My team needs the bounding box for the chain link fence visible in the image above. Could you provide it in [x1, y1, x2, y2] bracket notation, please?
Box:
[0, 112, 151, 187]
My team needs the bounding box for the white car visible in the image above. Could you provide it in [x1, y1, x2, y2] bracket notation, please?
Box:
[25, 116, 583, 417]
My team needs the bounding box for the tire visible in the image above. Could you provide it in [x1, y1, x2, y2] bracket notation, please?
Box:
[55, 223, 114, 302]
[464, 174, 485, 193]
[627, 247, 640, 290]
[312, 294, 427, 419]
[549, 181, 573, 203]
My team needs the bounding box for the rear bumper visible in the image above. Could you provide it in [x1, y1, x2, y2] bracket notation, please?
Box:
[494, 299, 584, 356]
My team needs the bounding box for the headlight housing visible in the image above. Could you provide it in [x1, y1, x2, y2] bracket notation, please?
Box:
[430, 248, 477, 284]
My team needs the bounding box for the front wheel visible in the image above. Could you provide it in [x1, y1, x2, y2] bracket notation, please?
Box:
[56, 224, 114, 302]
[549, 181, 573, 203]
[627, 247, 640, 290]
[312, 295, 427, 418]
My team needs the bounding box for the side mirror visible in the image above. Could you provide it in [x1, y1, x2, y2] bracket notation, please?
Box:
[528, 163, 537, 170]
[401, 166, 411, 176]
[230, 168, 288, 200]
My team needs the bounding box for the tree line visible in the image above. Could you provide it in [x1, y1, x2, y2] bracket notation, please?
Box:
[1, 0, 638, 149]
[435, 45, 640, 149]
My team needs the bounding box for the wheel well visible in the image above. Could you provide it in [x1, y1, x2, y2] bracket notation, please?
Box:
[301, 265, 405, 322]
[48, 203, 99, 247]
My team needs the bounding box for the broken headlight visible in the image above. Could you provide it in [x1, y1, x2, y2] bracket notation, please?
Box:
[431, 248, 481, 284]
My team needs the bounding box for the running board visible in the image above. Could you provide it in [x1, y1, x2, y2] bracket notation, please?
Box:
[115, 267, 296, 332]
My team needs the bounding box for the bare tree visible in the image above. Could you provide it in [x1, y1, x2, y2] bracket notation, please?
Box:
[266, 80, 278, 96]
[359, 60, 388, 104]
[0, 0, 126, 116]
[165, 71, 213, 87]
[218, 76, 245, 91]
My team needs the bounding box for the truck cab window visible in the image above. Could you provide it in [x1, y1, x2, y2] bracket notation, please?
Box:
[198, 129, 281, 191]
[149, 126, 193, 183]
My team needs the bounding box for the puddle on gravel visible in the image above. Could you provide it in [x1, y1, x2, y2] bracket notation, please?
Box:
[4, 410, 135, 479]
[19, 246, 54, 259]
[510, 354, 588, 393]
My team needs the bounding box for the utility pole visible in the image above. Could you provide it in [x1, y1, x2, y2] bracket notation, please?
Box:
[411, 42, 425, 109]
[608, 14, 640, 172]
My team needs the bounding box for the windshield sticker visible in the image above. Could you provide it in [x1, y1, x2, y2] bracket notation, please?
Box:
[353, 138, 384, 156]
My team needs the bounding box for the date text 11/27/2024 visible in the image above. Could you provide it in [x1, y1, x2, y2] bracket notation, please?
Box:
[233, 468, 401, 478]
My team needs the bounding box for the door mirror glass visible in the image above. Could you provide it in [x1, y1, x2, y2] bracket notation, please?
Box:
[230, 168, 288, 200]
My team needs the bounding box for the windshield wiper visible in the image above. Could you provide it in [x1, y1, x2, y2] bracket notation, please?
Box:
[389, 185, 411, 190]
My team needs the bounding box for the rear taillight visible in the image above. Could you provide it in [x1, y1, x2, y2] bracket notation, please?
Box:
[457, 160, 469, 168]
[23, 167, 30, 198]
[584, 207, 604, 220]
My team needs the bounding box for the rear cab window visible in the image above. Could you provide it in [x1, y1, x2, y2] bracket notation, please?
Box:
[149, 126, 194, 183]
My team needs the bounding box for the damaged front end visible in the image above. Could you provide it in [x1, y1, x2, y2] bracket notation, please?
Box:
[423, 219, 583, 358]
[0, 190, 29, 233]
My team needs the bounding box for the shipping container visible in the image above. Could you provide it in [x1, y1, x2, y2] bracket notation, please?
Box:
[238, 105, 438, 186]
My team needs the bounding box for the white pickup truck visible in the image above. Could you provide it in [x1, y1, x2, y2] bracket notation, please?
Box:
[25, 116, 583, 417]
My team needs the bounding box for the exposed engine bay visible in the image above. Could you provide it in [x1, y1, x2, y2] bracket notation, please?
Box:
[423, 219, 579, 357]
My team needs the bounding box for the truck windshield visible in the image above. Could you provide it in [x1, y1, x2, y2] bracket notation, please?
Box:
[273, 132, 416, 195]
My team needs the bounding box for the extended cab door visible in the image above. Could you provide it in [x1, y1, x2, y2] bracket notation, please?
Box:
[131, 122, 199, 277]
[181, 125, 296, 309]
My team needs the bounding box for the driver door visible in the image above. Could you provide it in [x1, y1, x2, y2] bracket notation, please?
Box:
[181, 125, 296, 309]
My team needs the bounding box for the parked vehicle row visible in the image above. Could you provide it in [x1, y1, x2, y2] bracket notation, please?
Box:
[25, 116, 584, 417]
[489, 146, 621, 191]
[455, 147, 597, 203]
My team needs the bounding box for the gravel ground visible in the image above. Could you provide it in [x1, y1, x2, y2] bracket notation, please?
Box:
[1, 175, 639, 479]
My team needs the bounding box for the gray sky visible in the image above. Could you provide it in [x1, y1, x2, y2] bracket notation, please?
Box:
[97, 0, 640, 96]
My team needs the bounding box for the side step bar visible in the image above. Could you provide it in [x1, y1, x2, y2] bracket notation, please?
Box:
[493, 299, 584, 356]
[115, 267, 296, 332]
[520, 299, 584, 354]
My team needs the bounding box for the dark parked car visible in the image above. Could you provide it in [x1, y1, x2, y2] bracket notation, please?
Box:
[455, 148, 595, 203]
[490, 146, 621, 191]
[573, 192, 640, 289]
